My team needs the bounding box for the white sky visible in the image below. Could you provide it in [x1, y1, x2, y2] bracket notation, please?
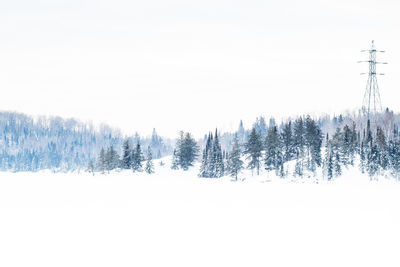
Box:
[1, 0, 400, 137]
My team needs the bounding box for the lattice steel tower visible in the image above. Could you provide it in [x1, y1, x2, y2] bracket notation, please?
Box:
[358, 40, 387, 120]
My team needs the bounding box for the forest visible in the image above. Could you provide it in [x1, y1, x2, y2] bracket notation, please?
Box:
[1, 109, 400, 180]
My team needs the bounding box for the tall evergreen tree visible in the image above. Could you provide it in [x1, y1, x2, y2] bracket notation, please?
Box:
[334, 151, 342, 177]
[244, 128, 263, 176]
[98, 147, 106, 174]
[121, 139, 132, 169]
[281, 121, 294, 162]
[264, 126, 281, 173]
[176, 132, 199, 171]
[227, 135, 243, 180]
[132, 142, 144, 172]
[213, 129, 224, 177]
[145, 146, 154, 174]
[171, 149, 179, 170]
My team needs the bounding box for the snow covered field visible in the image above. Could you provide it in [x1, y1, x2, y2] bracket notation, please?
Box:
[1, 157, 399, 267]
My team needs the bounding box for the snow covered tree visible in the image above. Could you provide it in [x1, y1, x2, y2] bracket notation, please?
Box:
[253, 116, 267, 138]
[132, 142, 144, 172]
[304, 116, 322, 173]
[264, 126, 281, 173]
[145, 146, 154, 174]
[227, 135, 243, 180]
[293, 117, 305, 160]
[171, 149, 179, 170]
[175, 131, 198, 171]
[121, 139, 132, 169]
[105, 145, 119, 172]
[281, 121, 294, 162]
[376, 127, 388, 171]
[97, 147, 106, 174]
[327, 148, 333, 180]
[244, 127, 263, 176]
[333, 151, 341, 177]
[213, 129, 224, 177]
[199, 130, 224, 178]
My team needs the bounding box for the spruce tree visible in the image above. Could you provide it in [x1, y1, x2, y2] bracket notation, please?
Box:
[145, 146, 154, 174]
[264, 126, 281, 172]
[213, 129, 224, 177]
[281, 121, 294, 162]
[227, 135, 243, 180]
[121, 139, 132, 169]
[334, 151, 341, 177]
[244, 128, 263, 176]
[293, 117, 305, 162]
[171, 149, 179, 170]
[98, 147, 106, 174]
[376, 127, 388, 170]
[327, 148, 333, 180]
[199, 133, 212, 177]
[176, 132, 198, 171]
[132, 142, 144, 172]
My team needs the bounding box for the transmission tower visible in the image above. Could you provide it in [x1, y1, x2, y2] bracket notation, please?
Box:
[358, 40, 387, 120]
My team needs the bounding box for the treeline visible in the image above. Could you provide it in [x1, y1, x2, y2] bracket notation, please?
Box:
[91, 130, 199, 174]
[90, 141, 155, 174]
[176, 113, 400, 181]
[0, 111, 172, 172]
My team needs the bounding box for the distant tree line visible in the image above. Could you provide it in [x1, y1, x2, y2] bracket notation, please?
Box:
[0, 112, 172, 172]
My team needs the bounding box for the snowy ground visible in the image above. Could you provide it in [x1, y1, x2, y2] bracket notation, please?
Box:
[1, 157, 399, 267]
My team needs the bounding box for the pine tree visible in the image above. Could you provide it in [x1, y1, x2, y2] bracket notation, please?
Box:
[171, 149, 179, 170]
[106, 145, 119, 171]
[199, 133, 212, 177]
[132, 142, 144, 172]
[293, 117, 305, 161]
[264, 126, 281, 172]
[98, 147, 106, 174]
[227, 135, 243, 181]
[244, 128, 263, 176]
[367, 141, 379, 178]
[145, 146, 154, 174]
[304, 116, 322, 172]
[327, 148, 333, 180]
[176, 132, 198, 171]
[334, 151, 341, 177]
[213, 129, 224, 177]
[121, 139, 132, 169]
[281, 121, 294, 162]
[376, 127, 388, 170]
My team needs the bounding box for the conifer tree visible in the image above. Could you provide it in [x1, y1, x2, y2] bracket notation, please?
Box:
[213, 129, 224, 177]
[376, 127, 388, 170]
[105, 145, 119, 172]
[293, 117, 305, 161]
[334, 151, 341, 177]
[132, 142, 144, 172]
[98, 147, 106, 174]
[121, 139, 132, 169]
[171, 149, 179, 170]
[176, 132, 198, 171]
[227, 135, 243, 180]
[281, 121, 294, 162]
[264, 126, 281, 172]
[145, 146, 154, 174]
[327, 148, 333, 180]
[199, 133, 212, 177]
[244, 128, 263, 176]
